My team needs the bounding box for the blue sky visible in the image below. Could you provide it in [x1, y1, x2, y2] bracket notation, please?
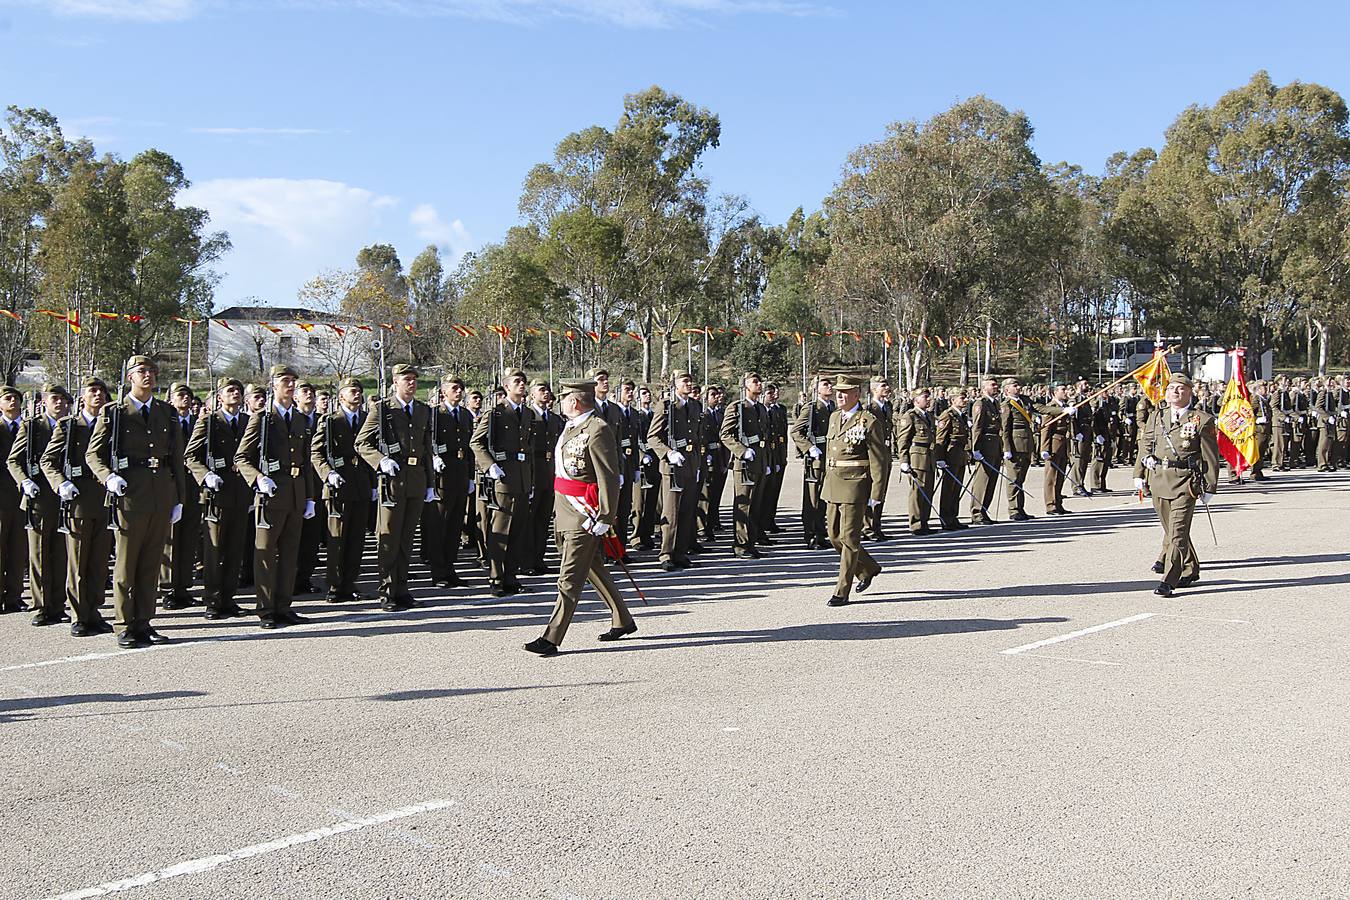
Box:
[2, 0, 1348, 310]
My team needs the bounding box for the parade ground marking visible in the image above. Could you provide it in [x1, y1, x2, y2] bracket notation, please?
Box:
[1000, 612, 1157, 656]
[44, 799, 456, 900]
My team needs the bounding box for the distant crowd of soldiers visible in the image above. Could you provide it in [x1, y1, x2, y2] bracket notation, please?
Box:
[0, 355, 1341, 650]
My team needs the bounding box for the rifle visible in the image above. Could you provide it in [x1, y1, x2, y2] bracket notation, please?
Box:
[23, 391, 39, 531]
[105, 362, 128, 532]
[202, 406, 219, 524]
[667, 377, 682, 493]
[738, 393, 756, 487]
[325, 407, 344, 519]
[477, 394, 501, 511]
[256, 388, 273, 530]
[803, 398, 823, 484]
[57, 406, 76, 535]
[373, 339, 397, 509]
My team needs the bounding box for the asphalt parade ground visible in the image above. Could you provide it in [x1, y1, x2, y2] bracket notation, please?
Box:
[3, 462, 1347, 898]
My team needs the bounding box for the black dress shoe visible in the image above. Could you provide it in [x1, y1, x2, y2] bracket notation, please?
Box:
[872, 532, 891, 542]
[281, 612, 311, 625]
[757, 535, 777, 546]
[827, 595, 850, 607]
[660, 561, 679, 572]
[598, 623, 637, 641]
[637, 541, 656, 551]
[528, 566, 548, 576]
[501, 581, 524, 595]
[911, 528, 933, 536]
[1, 602, 24, 614]
[1151, 561, 1165, 574]
[1154, 582, 1174, 597]
[1010, 513, 1032, 521]
[70, 622, 96, 637]
[488, 584, 510, 599]
[143, 628, 171, 644]
[524, 636, 559, 656]
[293, 581, 319, 596]
[117, 630, 150, 648]
[674, 558, 697, 568]
[91, 618, 115, 634]
[733, 549, 761, 559]
[161, 594, 192, 610]
[1178, 575, 1200, 588]
[326, 593, 351, 604]
[688, 543, 705, 554]
[31, 611, 62, 627]
[204, 609, 231, 620]
[259, 617, 284, 629]
[856, 569, 880, 594]
[1053, 507, 1072, 515]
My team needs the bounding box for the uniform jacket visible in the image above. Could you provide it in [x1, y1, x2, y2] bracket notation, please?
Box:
[428, 403, 475, 495]
[895, 407, 936, 471]
[1134, 405, 1221, 501]
[703, 405, 729, 471]
[186, 409, 252, 511]
[9, 415, 58, 519]
[470, 401, 536, 497]
[720, 398, 768, 481]
[790, 399, 833, 458]
[648, 396, 704, 487]
[41, 411, 104, 520]
[1039, 403, 1075, 460]
[235, 403, 313, 515]
[87, 396, 187, 514]
[1251, 394, 1273, 436]
[0, 416, 21, 508]
[821, 405, 887, 505]
[597, 399, 638, 477]
[529, 405, 567, 477]
[935, 406, 971, 463]
[312, 408, 375, 505]
[969, 394, 1002, 456]
[355, 396, 434, 500]
[1000, 395, 1037, 455]
[553, 411, 619, 532]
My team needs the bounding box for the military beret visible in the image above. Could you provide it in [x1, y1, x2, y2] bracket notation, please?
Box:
[529, 379, 550, 391]
[269, 364, 298, 379]
[585, 367, 609, 379]
[217, 377, 244, 392]
[82, 376, 108, 393]
[501, 367, 526, 382]
[742, 371, 761, 383]
[169, 382, 192, 396]
[440, 373, 464, 386]
[41, 383, 71, 400]
[339, 377, 363, 391]
[391, 363, 417, 377]
[911, 386, 932, 398]
[126, 354, 157, 372]
[296, 379, 315, 391]
[870, 374, 889, 385]
[1001, 377, 1020, 388]
[245, 383, 265, 397]
[559, 378, 596, 400]
[833, 373, 865, 391]
[670, 369, 692, 381]
[1169, 372, 1193, 386]
[0, 385, 21, 401]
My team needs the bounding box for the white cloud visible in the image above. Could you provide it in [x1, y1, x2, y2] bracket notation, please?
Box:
[48, 0, 200, 21]
[409, 203, 472, 260]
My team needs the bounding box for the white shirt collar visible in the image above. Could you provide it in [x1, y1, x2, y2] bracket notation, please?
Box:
[131, 396, 151, 412]
[841, 402, 861, 420]
[82, 410, 96, 425]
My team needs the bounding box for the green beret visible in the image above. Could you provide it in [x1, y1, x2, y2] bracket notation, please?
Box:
[670, 370, 692, 381]
[1170, 372, 1193, 386]
[559, 378, 596, 399]
[391, 363, 417, 378]
[169, 382, 192, 396]
[244, 383, 265, 397]
[585, 367, 608, 380]
[833, 374, 865, 391]
[338, 377, 363, 391]
[81, 376, 108, 393]
[41, 383, 72, 400]
[269, 364, 298, 379]
[296, 379, 315, 391]
[501, 367, 526, 382]
[0, 385, 21, 401]
[126, 354, 157, 372]
[216, 377, 244, 392]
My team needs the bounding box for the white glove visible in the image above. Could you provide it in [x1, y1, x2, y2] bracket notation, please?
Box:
[204, 472, 224, 491]
[1002, 451, 1013, 460]
[432, 455, 445, 473]
[900, 462, 912, 474]
[1074, 432, 1084, 441]
[706, 454, 713, 466]
[169, 503, 182, 524]
[424, 488, 436, 503]
[696, 466, 702, 483]
[1095, 435, 1106, 445]
[741, 448, 755, 461]
[587, 520, 611, 537]
[371, 488, 378, 501]
[106, 474, 127, 496]
[1133, 477, 1146, 491]
[1201, 493, 1215, 504]
[467, 478, 475, 495]
[642, 453, 653, 466]
[867, 498, 880, 509]
[618, 474, 625, 488]
[326, 471, 344, 490]
[486, 463, 506, 480]
[1143, 455, 1159, 470]
[1040, 451, 1050, 461]
[58, 481, 79, 501]
[667, 450, 686, 466]
[21, 479, 39, 498]
[303, 499, 315, 519]
[1066, 405, 1077, 415]
[936, 460, 948, 469]
[808, 446, 822, 459]
[379, 457, 399, 476]
[972, 450, 984, 461]
[256, 475, 277, 496]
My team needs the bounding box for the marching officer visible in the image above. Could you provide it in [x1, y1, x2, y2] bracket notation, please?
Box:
[895, 387, 937, 535]
[0, 386, 25, 614]
[41, 377, 112, 635]
[861, 376, 895, 540]
[934, 389, 971, 530]
[185, 376, 250, 619]
[87, 355, 187, 647]
[235, 364, 316, 629]
[999, 378, 1036, 521]
[422, 374, 474, 589]
[524, 378, 637, 657]
[1133, 373, 1220, 597]
[760, 382, 789, 535]
[527, 379, 565, 575]
[160, 382, 200, 609]
[821, 374, 884, 607]
[470, 367, 536, 597]
[791, 374, 834, 549]
[630, 385, 659, 550]
[1039, 382, 1076, 515]
[312, 376, 375, 602]
[356, 363, 434, 611]
[8, 383, 70, 627]
[699, 384, 729, 543]
[967, 376, 1002, 524]
[720, 373, 770, 558]
[647, 369, 703, 571]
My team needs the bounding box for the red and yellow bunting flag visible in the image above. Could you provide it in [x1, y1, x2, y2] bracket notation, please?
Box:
[627, 331, 644, 343]
[212, 318, 232, 331]
[1133, 348, 1171, 403]
[123, 314, 143, 323]
[680, 327, 704, 335]
[1217, 348, 1259, 477]
[257, 322, 283, 334]
[838, 329, 861, 342]
[295, 322, 315, 332]
[730, 328, 744, 337]
[325, 323, 346, 338]
[564, 329, 575, 342]
[37, 309, 65, 320]
[354, 324, 372, 332]
[525, 327, 542, 336]
[404, 324, 419, 336]
[883, 330, 893, 347]
[96, 311, 121, 320]
[172, 316, 200, 325]
[585, 330, 601, 344]
[379, 323, 394, 331]
[488, 324, 510, 339]
[793, 332, 804, 345]
[451, 324, 477, 338]
[67, 310, 80, 335]
[0, 310, 21, 323]
[606, 330, 621, 339]
[760, 330, 775, 340]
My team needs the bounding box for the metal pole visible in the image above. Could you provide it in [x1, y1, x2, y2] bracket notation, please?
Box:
[186, 319, 194, 388]
[686, 334, 692, 373]
[65, 320, 71, 386]
[548, 330, 554, 387]
[801, 335, 807, 396]
[497, 332, 505, 374]
[882, 334, 888, 380]
[1049, 342, 1056, 384]
[985, 318, 992, 379]
[703, 328, 709, 385]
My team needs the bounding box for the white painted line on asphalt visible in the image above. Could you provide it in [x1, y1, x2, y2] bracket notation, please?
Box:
[1017, 653, 1126, 667]
[1001, 613, 1156, 656]
[721, 726, 740, 732]
[44, 799, 456, 900]
[1152, 613, 1252, 625]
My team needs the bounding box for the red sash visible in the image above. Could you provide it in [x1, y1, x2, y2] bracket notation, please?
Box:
[553, 475, 625, 560]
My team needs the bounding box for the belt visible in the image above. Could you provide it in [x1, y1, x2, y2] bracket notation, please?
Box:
[126, 457, 169, 469]
[828, 459, 869, 468]
[1162, 459, 1193, 469]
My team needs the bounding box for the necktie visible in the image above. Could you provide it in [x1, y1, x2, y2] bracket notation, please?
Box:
[405, 403, 412, 419]
[182, 417, 190, 437]
[284, 410, 291, 429]
[231, 416, 239, 438]
[516, 405, 523, 425]
[452, 407, 459, 425]
[141, 404, 150, 424]
[9, 421, 16, 437]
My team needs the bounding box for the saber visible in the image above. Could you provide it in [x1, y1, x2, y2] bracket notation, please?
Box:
[1197, 492, 1219, 546]
[1046, 455, 1088, 493]
[605, 540, 650, 606]
[979, 456, 1027, 495]
[903, 469, 943, 527]
[941, 464, 985, 512]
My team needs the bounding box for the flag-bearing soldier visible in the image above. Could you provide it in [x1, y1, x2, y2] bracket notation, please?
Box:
[999, 378, 1036, 521]
[0, 386, 25, 614]
[160, 382, 200, 609]
[356, 363, 435, 611]
[527, 379, 565, 575]
[895, 387, 938, 535]
[41, 377, 113, 635]
[470, 367, 536, 597]
[235, 364, 317, 629]
[790, 374, 834, 549]
[967, 376, 1002, 525]
[861, 376, 896, 540]
[647, 369, 704, 571]
[1250, 380, 1273, 481]
[1090, 392, 1115, 493]
[185, 376, 251, 619]
[821, 373, 884, 607]
[8, 383, 70, 627]
[934, 389, 971, 530]
[422, 374, 474, 589]
[87, 355, 187, 647]
[312, 376, 376, 602]
[524, 378, 637, 657]
[720, 372, 771, 558]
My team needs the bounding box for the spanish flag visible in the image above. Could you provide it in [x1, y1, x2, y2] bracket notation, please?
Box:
[1216, 348, 1259, 477]
[1133, 348, 1171, 403]
[67, 310, 81, 335]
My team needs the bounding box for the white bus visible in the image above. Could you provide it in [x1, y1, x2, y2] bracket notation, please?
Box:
[1105, 336, 1272, 381]
[1104, 337, 1187, 375]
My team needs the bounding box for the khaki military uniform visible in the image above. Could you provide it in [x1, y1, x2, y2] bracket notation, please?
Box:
[159, 412, 201, 603]
[630, 405, 659, 547]
[543, 412, 635, 646]
[1313, 389, 1338, 471]
[185, 408, 251, 615]
[861, 398, 894, 539]
[822, 404, 885, 600]
[895, 407, 936, 533]
[8, 415, 66, 619]
[596, 398, 636, 545]
[87, 397, 187, 634]
[1039, 403, 1074, 514]
[235, 404, 313, 622]
[312, 408, 374, 598]
[790, 398, 833, 546]
[356, 397, 434, 605]
[720, 397, 769, 554]
[1250, 393, 1273, 479]
[1070, 399, 1094, 494]
[527, 404, 566, 572]
[760, 401, 789, 534]
[967, 395, 1002, 523]
[41, 411, 112, 626]
[1000, 396, 1037, 518]
[0, 416, 24, 611]
[470, 401, 536, 589]
[699, 404, 729, 540]
[934, 406, 971, 529]
[647, 395, 704, 564]
[421, 403, 472, 585]
[1135, 405, 1221, 587]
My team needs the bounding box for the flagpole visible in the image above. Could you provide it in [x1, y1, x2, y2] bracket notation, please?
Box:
[186, 319, 194, 388]
[65, 318, 71, 386]
[703, 328, 709, 385]
[1042, 344, 1181, 428]
[801, 335, 807, 396]
[548, 330, 554, 387]
[497, 331, 505, 374]
[686, 334, 692, 373]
